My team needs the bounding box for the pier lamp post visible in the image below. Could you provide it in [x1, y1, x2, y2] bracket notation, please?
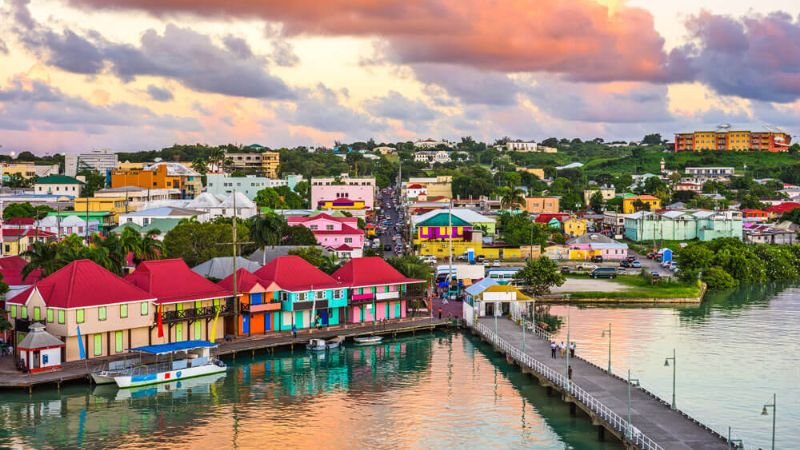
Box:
[601, 323, 611, 373]
[626, 370, 640, 441]
[727, 427, 743, 450]
[663, 349, 676, 409]
[761, 393, 776, 450]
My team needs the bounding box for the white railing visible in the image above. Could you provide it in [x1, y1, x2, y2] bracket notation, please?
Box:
[475, 321, 664, 450]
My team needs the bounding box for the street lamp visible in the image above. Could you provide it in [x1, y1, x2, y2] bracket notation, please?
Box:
[727, 426, 743, 450]
[601, 323, 611, 373]
[664, 349, 676, 409]
[627, 370, 640, 440]
[761, 393, 776, 450]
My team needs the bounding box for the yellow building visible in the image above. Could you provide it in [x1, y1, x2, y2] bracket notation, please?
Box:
[74, 197, 130, 222]
[562, 217, 587, 237]
[674, 130, 791, 152]
[111, 162, 201, 199]
[1, 163, 59, 180]
[524, 196, 560, 214]
[622, 195, 662, 214]
[317, 198, 366, 210]
[262, 151, 280, 178]
[726, 131, 751, 151]
[516, 167, 545, 180]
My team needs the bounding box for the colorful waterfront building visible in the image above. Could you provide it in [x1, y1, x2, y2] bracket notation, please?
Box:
[253, 256, 347, 331]
[126, 259, 232, 344]
[218, 268, 281, 336]
[287, 213, 364, 258]
[5, 259, 157, 362]
[331, 257, 423, 324]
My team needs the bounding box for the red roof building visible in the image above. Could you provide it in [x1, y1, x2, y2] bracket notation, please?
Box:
[534, 213, 571, 224]
[127, 259, 231, 304]
[741, 209, 769, 220]
[218, 268, 280, 336]
[4, 217, 36, 228]
[218, 268, 267, 293]
[331, 257, 423, 288]
[0, 255, 42, 286]
[253, 255, 340, 291]
[765, 202, 800, 216]
[287, 213, 364, 258]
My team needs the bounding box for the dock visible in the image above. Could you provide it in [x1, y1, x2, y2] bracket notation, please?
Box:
[0, 317, 451, 391]
[474, 317, 730, 450]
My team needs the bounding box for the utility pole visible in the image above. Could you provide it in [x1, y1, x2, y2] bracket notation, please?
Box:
[217, 190, 253, 339]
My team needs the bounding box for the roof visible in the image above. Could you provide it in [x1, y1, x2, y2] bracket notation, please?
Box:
[130, 340, 216, 355]
[143, 162, 200, 177]
[626, 195, 660, 201]
[331, 257, 424, 288]
[217, 268, 266, 293]
[483, 284, 532, 300]
[535, 213, 570, 223]
[332, 244, 354, 251]
[18, 323, 65, 350]
[127, 259, 232, 304]
[412, 208, 494, 227]
[312, 223, 363, 235]
[6, 259, 154, 308]
[407, 183, 424, 189]
[5, 217, 36, 226]
[288, 212, 358, 225]
[123, 206, 206, 217]
[2, 228, 57, 240]
[416, 212, 472, 227]
[465, 277, 499, 296]
[219, 192, 256, 208]
[567, 233, 619, 245]
[253, 255, 340, 291]
[0, 256, 42, 285]
[192, 256, 262, 280]
[765, 202, 800, 214]
[35, 175, 83, 185]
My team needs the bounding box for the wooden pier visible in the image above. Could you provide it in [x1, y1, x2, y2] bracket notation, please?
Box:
[0, 317, 450, 391]
[474, 317, 730, 450]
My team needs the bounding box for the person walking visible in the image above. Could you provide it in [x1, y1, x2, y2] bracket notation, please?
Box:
[291, 324, 297, 338]
[570, 342, 576, 358]
[559, 341, 566, 358]
[438, 307, 443, 319]
[550, 341, 557, 359]
[568, 365, 573, 380]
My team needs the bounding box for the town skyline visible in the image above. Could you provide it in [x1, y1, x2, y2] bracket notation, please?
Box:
[1, 0, 800, 153]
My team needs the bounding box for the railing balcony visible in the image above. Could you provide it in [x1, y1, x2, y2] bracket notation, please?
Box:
[155, 304, 233, 324]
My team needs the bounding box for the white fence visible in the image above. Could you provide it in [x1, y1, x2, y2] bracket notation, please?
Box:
[475, 321, 663, 450]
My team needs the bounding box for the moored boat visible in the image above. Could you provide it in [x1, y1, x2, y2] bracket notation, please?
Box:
[307, 338, 327, 351]
[353, 336, 383, 345]
[327, 336, 345, 349]
[111, 341, 226, 389]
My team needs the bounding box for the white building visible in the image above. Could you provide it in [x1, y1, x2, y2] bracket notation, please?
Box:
[35, 215, 100, 236]
[65, 150, 118, 177]
[33, 175, 84, 197]
[206, 173, 304, 200]
[685, 167, 735, 179]
[497, 141, 558, 153]
[119, 206, 209, 226]
[94, 186, 181, 211]
[414, 150, 452, 164]
[413, 139, 451, 149]
[373, 146, 395, 155]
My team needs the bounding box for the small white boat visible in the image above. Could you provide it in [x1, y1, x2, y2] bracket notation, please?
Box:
[327, 336, 345, 350]
[354, 336, 383, 345]
[112, 341, 226, 389]
[307, 338, 327, 351]
[92, 358, 141, 384]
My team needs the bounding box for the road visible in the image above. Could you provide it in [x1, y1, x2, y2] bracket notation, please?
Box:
[376, 186, 406, 258]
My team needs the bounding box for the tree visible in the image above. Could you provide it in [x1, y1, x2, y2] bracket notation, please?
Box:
[254, 187, 288, 209]
[642, 133, 662, 145]
[191, 158, 209, 176]
[452, 166, 494, 198]
[283, 225, 318, 245]
[249, 212, 287, 247]
[632, 199, 650, 212]
[78, 170, 105, 197]
[498, 212, 547, 247]
[513, 257, 566, 295]
[288, 246, 326, 267]
[499, 187, 526, 210]
[274, 185, 304, 209]
[22, 240, 60, 279]
[2, 202, 53, 220]
[589, 190, 605, 213]
[164, 219, 249, 267]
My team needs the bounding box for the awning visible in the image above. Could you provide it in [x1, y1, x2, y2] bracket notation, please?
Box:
[129, 340, 216, 355]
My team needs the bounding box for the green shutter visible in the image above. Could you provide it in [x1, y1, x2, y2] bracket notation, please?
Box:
[194, 321, 202, 340]
[115, 331, 124, 353]
[120, 304, 128, 318]
[33, 307, 41, 321]
[98, 306, 107, 321]
[58, 310, 65, 324]
[76, 309, 84, 323]
[176, 324, 183, 341]
[93, 334, 102, 356]
[140, 302, 148, 316]
[10, 305, 16, 318]
[21, 307, 27, 319]
[47, 309, 54, 323]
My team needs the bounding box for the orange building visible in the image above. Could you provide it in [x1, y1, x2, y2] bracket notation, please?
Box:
[111, 162, 202, 198]
[674, 131, 791, 152]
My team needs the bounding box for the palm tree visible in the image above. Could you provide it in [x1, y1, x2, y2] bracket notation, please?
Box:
[500, 187, 526, 210]
[22, 240, 59, 279]
[319, 253, 342, 274]
[250, 213, 287, 248]
[140, 230, 165, 261]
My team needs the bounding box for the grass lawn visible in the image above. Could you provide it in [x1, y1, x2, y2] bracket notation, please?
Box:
[566, 275, 702, 299]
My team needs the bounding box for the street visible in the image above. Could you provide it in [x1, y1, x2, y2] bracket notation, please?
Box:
[377, 185, 406, 258]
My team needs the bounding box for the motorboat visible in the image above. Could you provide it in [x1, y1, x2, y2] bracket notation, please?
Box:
[354, 336, 383, 345]
[93, 372, 227, 401]
[108, 340, 226, 389]
[92, 358, 141, 384]
[326, 336, 345, 350]
[307, 338, 328, 351]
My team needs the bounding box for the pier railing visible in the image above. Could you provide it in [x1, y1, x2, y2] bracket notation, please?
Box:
[475, 321, 663, 450]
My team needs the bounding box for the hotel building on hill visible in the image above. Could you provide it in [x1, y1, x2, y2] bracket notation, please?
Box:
[674, 130, 791, 152]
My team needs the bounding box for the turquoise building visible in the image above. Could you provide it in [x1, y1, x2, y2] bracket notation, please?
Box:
[624, 210, 742, 242]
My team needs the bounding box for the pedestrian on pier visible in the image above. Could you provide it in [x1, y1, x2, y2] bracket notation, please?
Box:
[550, 341, 557, 359]
[568, 365, 573, 380]
[570, 342, 576, 358]
[559, 341, 566, 358]
[438, 307, 443, 319]
[291, 324, 297, 338]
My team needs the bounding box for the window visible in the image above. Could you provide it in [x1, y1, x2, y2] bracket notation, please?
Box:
[140, 302, 148, 316]
[77, 309, 85, 323]
[333, 289, 342, 299]
[21, 307, 27, 319]
[344, 238, 352, 244]
[98, 306, 107, 321]
[310, 225, 318, 230]
[10, 305, 16, 318]
[326, 225, 334, 231]
[58, 310, 65, 324]
[120, 304, 128, 318]
[47, 309, 53, 323]
[298, 292, 307, 301]
[93, 334, 102, 356]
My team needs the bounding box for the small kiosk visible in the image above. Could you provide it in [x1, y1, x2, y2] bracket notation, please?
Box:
[17, 322, 65, 373]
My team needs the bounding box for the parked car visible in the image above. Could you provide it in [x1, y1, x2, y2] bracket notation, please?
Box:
[626, 256, 637, 262]
[631, 261, 642, 268]
[669, 263, 679, 272]
[650, 271, 661, 280]
[620, 260, 631, 268]
[492, 260, 501, 267]
[591, 255, 603, 263]
[591, 267, 617, 279]
[576, 263, 598, 271]
[560, 266, 571, 274]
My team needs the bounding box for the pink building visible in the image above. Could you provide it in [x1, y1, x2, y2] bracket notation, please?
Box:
[310, 175, 376, 211]
[287, 213, 365, 258]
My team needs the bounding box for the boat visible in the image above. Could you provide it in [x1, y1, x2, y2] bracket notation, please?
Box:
[110, 340, 226, 389]
[92, 358, 142, 384]
[353, 336, 383, 345]
[93, 372, 227, 401]
[307, 338, 327, 351]
[326, 336, 345, 350]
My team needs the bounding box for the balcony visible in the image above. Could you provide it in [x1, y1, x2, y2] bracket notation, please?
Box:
[156, 303, 233, 324]
[292, 300, 329, 311]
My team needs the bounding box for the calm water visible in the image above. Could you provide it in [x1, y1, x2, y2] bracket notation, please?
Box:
[549, 283, 800, 450]
[0, 333, 621, 450]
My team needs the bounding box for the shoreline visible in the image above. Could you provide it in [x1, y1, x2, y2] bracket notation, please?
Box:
[538, 281, 708, 304]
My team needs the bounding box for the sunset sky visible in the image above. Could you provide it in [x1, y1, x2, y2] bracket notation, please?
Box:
[1, 0, 799, 153]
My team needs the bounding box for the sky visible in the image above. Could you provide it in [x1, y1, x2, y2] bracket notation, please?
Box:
[1, 0, 800, 154]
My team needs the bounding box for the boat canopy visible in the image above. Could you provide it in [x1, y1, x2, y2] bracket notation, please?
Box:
[129, 340, 217, 355]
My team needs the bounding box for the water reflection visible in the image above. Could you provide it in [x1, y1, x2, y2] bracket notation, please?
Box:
[0, 333, 623, 450]
[678, 282, 795, 322]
